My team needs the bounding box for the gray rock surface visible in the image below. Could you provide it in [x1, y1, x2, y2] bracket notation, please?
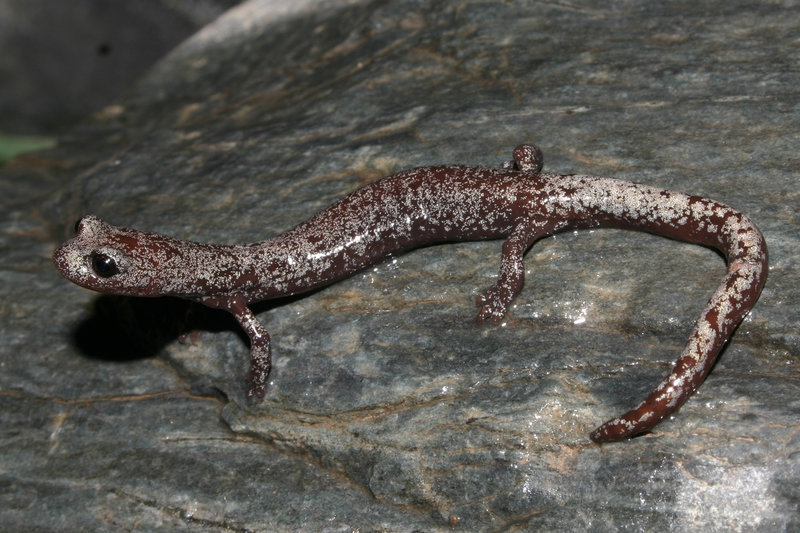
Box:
[1, 0, 798, 530]
[0, 0, 241, 134]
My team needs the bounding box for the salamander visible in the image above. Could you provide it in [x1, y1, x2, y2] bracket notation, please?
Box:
[52, 144, 768, 442]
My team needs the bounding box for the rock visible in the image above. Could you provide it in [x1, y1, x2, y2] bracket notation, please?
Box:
[0, 0, 240, 134]
[1, 0, 797, 530]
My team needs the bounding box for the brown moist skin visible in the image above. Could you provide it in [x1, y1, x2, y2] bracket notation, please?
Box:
[53, 145, 768, 442]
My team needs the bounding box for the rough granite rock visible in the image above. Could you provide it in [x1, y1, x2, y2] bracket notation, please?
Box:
[1, 0, 798, 531]
[0, 0, 242, 134]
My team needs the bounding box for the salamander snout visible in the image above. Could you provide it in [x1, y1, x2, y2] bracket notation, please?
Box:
[53, 215, 134, 292]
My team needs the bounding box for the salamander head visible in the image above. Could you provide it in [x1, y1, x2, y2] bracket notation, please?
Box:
[53, 215, 193, 298]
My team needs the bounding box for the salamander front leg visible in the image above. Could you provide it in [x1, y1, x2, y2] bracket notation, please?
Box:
[228, 298, 272, 399]
[477, 217, 549, 323]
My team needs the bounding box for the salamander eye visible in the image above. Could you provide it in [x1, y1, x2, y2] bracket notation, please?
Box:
[90, 252, 119, 278]
[74, 218, 83, 234]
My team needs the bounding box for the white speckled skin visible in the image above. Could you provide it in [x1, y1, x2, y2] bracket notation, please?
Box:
[53, 145, 767, 442]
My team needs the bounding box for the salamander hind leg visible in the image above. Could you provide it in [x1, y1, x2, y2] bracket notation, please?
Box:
[477, 259, 523, 323]
[501, 144, 544, 173]
[477, 216, 548, 323]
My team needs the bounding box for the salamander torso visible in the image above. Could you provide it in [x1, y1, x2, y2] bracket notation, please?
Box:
[53, 145, 767, 442]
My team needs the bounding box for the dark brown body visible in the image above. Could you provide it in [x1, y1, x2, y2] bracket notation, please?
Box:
[53, 145, 767, 441]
